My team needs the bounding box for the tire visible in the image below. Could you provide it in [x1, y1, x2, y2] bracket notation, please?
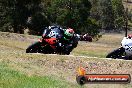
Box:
[76, 75, 86, 85]
[106, 47, 125, 59]
[26, 42, 42, 53]
[61, 46, 72, 55]
[57, 47, 70, 55]
[63, 50, 70, 55]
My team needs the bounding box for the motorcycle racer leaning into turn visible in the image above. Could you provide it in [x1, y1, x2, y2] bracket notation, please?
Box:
[106, 34, 132, 59]
[42, 25, 79, 54]
[121, 34, 132, 59]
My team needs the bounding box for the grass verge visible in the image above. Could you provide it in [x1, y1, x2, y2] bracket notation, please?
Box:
[0, 62, 81, 88]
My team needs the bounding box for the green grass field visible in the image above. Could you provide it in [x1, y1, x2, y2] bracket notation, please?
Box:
[0, 32, 132, 88]
[0, 62, 81, 88]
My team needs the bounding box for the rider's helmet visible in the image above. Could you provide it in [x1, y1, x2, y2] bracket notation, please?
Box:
[64, 28, 74, 40]
[128, 34, 132, 39]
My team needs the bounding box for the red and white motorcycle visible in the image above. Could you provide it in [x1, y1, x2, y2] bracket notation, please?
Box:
[26, 26, 79, 55]
[106, 34, 132, 60]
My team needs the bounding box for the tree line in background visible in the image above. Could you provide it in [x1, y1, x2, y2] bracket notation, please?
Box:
[0, 0, 131, 36]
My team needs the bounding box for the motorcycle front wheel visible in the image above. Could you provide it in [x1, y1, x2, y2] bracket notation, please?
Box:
[26, 42, 42, 53]
[106, 47, 125, 59]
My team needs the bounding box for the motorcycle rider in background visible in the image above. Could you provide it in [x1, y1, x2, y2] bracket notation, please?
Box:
[121, 34, 132, 59]
[106, 34, 132, 59]
[42, 25, 78, 54]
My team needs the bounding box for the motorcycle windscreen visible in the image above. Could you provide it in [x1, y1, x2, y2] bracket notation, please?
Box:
[47, 28, 63, 39]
